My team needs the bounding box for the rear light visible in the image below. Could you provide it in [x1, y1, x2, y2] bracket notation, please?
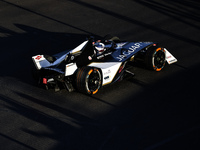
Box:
[43, 78, 47, 84]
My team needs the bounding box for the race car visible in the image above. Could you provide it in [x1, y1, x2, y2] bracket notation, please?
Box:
[32, 35, 177, 95]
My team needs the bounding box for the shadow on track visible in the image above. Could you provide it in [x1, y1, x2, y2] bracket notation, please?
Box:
[1, 61, 199, 149]
[99, 61, 200, 150]
[134, 0, 200, 29]
[0, 24, 115, 149]
[1, 0, 93, 35]
[0, 3, 199, 146]
[0, 93, 112, 150]
[69, 0, 200, 46]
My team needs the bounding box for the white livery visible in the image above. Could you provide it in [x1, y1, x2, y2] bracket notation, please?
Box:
[32, 36, 177, 94]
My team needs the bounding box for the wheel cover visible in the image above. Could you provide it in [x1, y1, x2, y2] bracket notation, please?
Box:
[153, 48, 166, 71]
[86, 69, 101, 94]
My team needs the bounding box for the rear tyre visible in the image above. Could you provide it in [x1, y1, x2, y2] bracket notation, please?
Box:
[145, 47, 166, 71]
[76, 67, 102, 95]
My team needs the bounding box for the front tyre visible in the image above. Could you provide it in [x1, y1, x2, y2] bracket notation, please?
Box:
[145, 47, 166, 71]
[76, 67, 102, 95]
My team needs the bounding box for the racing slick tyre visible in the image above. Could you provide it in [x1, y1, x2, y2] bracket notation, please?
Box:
[145, 46, 166, 71]
[76, 67, 102, 95]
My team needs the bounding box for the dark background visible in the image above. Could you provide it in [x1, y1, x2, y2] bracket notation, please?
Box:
[0, 0, 200, 149]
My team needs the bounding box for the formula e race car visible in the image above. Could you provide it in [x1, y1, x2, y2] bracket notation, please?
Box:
[32, 35, 177, 95]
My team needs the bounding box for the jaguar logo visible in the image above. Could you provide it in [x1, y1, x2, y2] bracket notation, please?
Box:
[116, 43, 141, 61]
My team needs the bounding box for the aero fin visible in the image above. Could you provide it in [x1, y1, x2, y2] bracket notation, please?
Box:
[164, 48, 177, 64]
[76, 38, 95, 67]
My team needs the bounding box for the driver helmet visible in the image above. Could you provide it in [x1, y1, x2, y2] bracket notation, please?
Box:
[95, 42, 105, 54]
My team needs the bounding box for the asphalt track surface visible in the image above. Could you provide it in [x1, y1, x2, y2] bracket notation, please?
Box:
[0, 0, 200, 149]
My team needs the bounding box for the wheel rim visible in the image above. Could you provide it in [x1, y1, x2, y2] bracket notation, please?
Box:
[153, 48, 166, 71]
[86, 69, 101, 94]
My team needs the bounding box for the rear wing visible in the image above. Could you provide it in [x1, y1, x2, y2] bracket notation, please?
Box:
[32, 54, 67, 70]
[32, 55, 50, 70]
[32, 40, 88, 70]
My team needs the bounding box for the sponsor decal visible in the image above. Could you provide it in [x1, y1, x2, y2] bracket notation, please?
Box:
[35, 55, 42, 60]
[116, 54, 126, 61]
[105, 52, 112, 56]
[104, 76, 110, 80]
[117, 43, 141, 61]
[169, 59, 177, 63]
[97, 52, 112, 60]
[97, 55, 104, 59]
[104, 69, 111, 75]
[167, 56, 172, 59]
[128, 43, 141, 52]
